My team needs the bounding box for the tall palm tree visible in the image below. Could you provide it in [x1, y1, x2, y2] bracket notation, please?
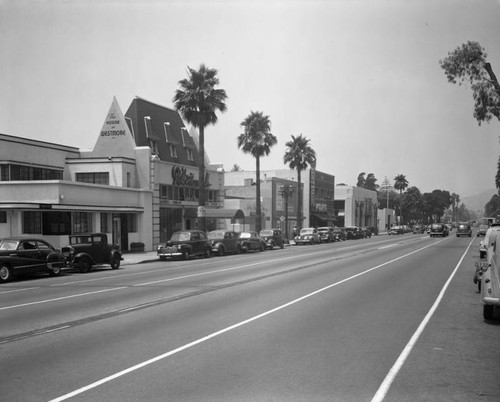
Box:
[173, 64, 227, 232]
[283, 135, 316, 230]
[394, 174, 409, 224]
[237, 111, 277, 233]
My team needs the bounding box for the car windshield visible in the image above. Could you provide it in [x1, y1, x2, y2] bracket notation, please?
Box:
[259, 230, 274, 236]
[300, 229, 314, 235]
[239, 232, 251, 239]
[70, 236, 92, 245]
[459, 225, 469, 229]
[317, 227, 329, 232]
[170, 232, 191, 242]
[208, 231, 225, 239]
[0, 240, 19, 250]
[432, 224, 443, 229]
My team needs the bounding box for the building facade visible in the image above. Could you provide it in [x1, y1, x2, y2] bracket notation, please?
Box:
[334, 185, 378, 229]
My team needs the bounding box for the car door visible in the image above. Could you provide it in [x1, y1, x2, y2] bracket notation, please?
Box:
[190, 232, 201, 255]
[91, 234, 108, 263]
[16, 240, 44, 274]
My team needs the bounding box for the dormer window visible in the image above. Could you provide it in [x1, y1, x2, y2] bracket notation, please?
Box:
[164, 122, 172, 142]
[186, 148, 194, 161]
[169, 144, 178, 158]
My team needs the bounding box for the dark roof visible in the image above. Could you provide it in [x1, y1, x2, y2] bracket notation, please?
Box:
[124, 97, 201, 167]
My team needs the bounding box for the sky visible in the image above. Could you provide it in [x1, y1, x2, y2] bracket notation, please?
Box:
[1, 0, 500, 199]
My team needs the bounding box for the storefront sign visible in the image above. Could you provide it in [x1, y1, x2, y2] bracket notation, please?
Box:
[171, 166, 211, 187]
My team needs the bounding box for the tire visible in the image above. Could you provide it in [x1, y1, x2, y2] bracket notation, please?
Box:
[204, 248, 211, 258]
[110, 255, 120, 270]
[182, 250, 190, 260]
[47, 256, 62, 277]
[78, 257, 92, 273]
[480, 251, 486, 259]
[260, 244, 264, 252]
[270, 241, 275, 249]
[159, 256, 166, 261]
[483, 304, 494, 320]
[280, 242, 284, 249]
[0, 264, 13, 283]
[218, 247, 225, 257]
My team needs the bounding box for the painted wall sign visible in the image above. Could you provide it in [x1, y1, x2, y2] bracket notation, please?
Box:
[171, 166, 211, 187]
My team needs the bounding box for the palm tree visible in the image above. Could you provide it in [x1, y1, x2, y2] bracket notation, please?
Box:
[283, 135, 316, 230]
[173, 64, 227, 232]
[394, 174, 409, 224]
[237, 111, 277, 233]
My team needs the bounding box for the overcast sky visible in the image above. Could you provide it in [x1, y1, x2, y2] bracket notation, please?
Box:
[1, 0, 500, 198]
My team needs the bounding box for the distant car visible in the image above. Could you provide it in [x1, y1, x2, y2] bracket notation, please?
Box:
[157, 230, 211, 260]
[388, 226, 403, 235]
[361, 227, 372, 238]
[208, 230, 242, 256]
[412, 225, 425, 234]
[0, 237, 66, 282]
[345, 226, 363, 239]
[479, 230, 500, 319]
[294, 228, 321, 245]
[238, 231, 266, 252]
[478, 223, 489, 237]
[62, 233, 122, 273]
[259, 229, 285, 249]
[429, 223, 449, 237]
[456, 222, 472, 237]
[332, 227, 347, 241]
[317, 227, 335, 243]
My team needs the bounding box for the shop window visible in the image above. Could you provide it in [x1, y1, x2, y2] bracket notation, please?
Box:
[101, 213, 109, 233]
[23, 211, 42, 234]
[127, 214, 137, 232]
[42, 211, 71, 235]
[76, 172, 109, 185]
[160, 184, 168, 199]
[72, 212, 92, 233]
[0, 211, 6, 223]
[0, 165, 8, 181]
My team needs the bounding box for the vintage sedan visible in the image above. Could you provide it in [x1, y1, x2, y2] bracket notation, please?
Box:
[456, 222, 472, 237]
[294, 228, 321, 245]
[0, 237, 66, 282]
[317, 227, 335, 243]
[259, 229, 285, 249]
[208, 230, 242, 256]
[238, 231, 266, 252]
[157, 230, 212, 260]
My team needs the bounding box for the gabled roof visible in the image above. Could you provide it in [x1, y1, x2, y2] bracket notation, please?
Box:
[124, 97, 201, 167]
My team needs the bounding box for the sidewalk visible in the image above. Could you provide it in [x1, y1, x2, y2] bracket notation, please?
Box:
[121, 251, 159, 266]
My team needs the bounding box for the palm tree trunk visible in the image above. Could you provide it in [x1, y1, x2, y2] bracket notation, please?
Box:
[297, 169, 302, 230]
[198, 125, 206, 232]
[255, 156, 261, 233]
[399, 189, 403, 225]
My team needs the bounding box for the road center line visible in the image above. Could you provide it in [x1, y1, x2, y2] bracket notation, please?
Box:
[49, 240, 440, 402]
[371, 236, 475, 402]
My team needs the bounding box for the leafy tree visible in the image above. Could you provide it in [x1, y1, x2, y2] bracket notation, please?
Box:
[394, 174, 409, 223]
[231, 164, 243, 172]
[284, 135, 316, 230]
[440, 41, 500, 124]
[401, 186, 424, 224]
[173, 64, 227, 232]
[485, 194, 500, 218]
[356, 172, 366, 187]
[237, 111, 277, 232]
[365, 173, 378, 191]
[423, 190, 452, 222]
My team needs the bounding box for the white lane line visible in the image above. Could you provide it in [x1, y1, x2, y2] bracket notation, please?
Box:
[0, 287, 39, 294]
[371, 237, 474, 402]
[0, 287, 128, 311]
[49, 241, 438, 402]
[379, 244, 397, 250]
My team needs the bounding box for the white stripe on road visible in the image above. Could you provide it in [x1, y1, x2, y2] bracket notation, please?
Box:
[371, 237, 475, 402]
[49, 240, 440, 402]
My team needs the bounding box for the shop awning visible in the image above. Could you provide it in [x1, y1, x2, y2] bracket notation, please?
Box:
[185, 208, 245, 220]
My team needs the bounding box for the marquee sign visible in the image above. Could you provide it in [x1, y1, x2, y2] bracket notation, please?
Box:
[171, 166, 211, 187]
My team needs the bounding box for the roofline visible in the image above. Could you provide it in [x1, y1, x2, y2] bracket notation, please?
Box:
[133, 96, 178, 114]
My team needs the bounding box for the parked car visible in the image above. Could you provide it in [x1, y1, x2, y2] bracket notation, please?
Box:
[208, 230, 242, 256]
[332, 227, 347, 241]
[478, 223, 489, 237]
[456, 222, 472, 237]
[259, 229, 285, 249]
[388, 226, 404, 235]
[479, 225, 500, 259]
[412, 225, 425, 234]
[157, 230, 211, 260]
[0, 237, 66, 282]
[479, 230, 500, 319]
[238, 231, 266, 252]
[62, 233, 122, 273]
[294, 228, 321, 245]
[345, 226, 363, 239]
[361, 227, 372, 238]
[317, 227, 335, 243]
[429, 223, 449, 237]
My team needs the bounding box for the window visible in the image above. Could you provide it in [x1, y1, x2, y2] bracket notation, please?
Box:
[186, 148, 194, 161]
[5, 164, 62, 181]
[101, 213, 109, 233]
[0, 211, 6, 223]
[1, 165, 9, 181]
[23, 211, 42, 234]
[169, 144, 178, 158]
[125, 117, 135, 139]
[72, 212, 92, 233]
[160, 184, 168, 199]
[127, 172, 131, 187]
[127, 213, 137, 232]
[149, 140, 159, 155]
[42, 211, 71, 235]
[76, 172, 109, 185]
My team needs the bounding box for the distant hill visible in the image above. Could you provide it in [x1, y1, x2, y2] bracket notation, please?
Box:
[462, 189, 497, 213]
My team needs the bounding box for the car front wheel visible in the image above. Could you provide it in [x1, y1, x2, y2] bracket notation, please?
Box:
[204, 248, 211, 258]
[78, 257, 92, 273]
[0, 264, 13, 283]
[111, 255, 120, 269]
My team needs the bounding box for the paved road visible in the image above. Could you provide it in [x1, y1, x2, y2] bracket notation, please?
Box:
[1, 234, 498, 401]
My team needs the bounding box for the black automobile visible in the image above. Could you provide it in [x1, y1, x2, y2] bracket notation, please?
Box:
[317, 227, 335, 243]
[208, 230, 242, 256]
[456, 222, 472, 237]
[345, 226, 363, 239]
[0, 237, 66, 282]
[238, 231, 266, 252]
[259, 229, 285, 249]
[62, 233, 122, 273]
[430, 223, 449, 237]
[157, 230, 211, 260]
[332, 227, 347, 241]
